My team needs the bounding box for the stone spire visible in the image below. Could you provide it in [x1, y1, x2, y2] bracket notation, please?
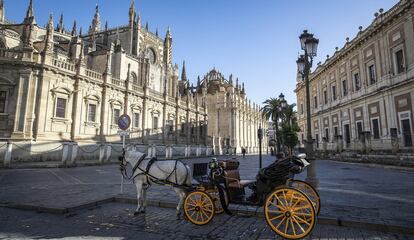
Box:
[181, 61, 187, 82]
[145, 21, 148, 30]
[236, 77, 239, 89]
[104, 21, 108, 31]
[71, 20, 77, 36]
[155, 27, 158, 37]
[0, 0, 5, 23]
[115, 27, 121, 46]
[89, 4, 101, 34]
[129, 0, 136, 27]
[229, 74, 233, 85]
[58, 13, 64, 33]
[43, 13, 54, 55]
[163, 27, 172, 67]
[24, 0, 35, 24]
[79, 27, 82, 36]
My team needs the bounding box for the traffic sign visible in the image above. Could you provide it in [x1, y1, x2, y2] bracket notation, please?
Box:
[118, 130, 130, 136]
[118, 114, 131, 130]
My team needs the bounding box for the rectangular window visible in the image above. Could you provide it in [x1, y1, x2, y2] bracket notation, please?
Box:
[368, 64, 376, 84]
[55, 98, 66, 118]
[153, 116, 158, 129]
[199, 124, 204, 136]
[300, 103, 304, 114]
[0, 91, 6, 113]
[314, 96, 317, 109]
[395, 49, 404, 74]
[353, 73, 360, 91]
[88, 104, 96, 122]
[181, 123, 186, 134]
[372, 118, 380, 139]
[167, 120, 174, 133]
[342, 80, 347, 96]
[325, 128, 329, 142]
[315, 133, 319, 148]
[332, 85, 337, 101]
[113, 109, 120, 124]
[334, 126, 338, 138]
[357, 121, 363, 139]
[324, 90, 328, 104]
[134, 113, 140, 128]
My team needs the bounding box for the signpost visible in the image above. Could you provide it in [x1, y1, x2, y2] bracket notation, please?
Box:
[258, 125, 263, 169]
[118, 114, 131, 194]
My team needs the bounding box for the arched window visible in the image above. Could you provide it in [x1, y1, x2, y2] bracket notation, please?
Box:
[130, 72, 138, 85]
[147, 48, 156, 64]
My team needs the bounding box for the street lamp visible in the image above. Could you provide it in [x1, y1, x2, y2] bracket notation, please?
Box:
[297, 29, 319, 188]
[297, 30, 319, 157]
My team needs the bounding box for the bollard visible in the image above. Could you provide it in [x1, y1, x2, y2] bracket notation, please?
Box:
[4, 141, 12, 167]
[70, 143, 78, 165]
[165, 145, 169, 159]
[99, 144, 105, 163]
[106, 144, 112, 162]
[61, 142, 69, 165]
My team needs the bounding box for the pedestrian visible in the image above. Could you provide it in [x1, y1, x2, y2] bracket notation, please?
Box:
[270, 148, 274, 156]
[242, 147, 246, 158]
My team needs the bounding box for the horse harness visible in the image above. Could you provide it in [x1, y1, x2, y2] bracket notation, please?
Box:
[120, 151, 190, 190]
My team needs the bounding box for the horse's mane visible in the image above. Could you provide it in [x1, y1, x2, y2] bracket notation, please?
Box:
[125, 150, 145, 162]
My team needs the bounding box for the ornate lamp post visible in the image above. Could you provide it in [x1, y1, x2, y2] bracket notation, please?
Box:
[297, 30, 319, 188]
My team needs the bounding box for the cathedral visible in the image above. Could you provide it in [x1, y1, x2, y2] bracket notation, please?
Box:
[0, 0, 265, 163]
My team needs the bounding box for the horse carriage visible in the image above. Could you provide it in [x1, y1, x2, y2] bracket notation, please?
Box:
[119, 150, 320, 240]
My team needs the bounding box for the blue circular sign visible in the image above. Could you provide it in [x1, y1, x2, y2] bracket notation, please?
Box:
[118, 114, 131, 130]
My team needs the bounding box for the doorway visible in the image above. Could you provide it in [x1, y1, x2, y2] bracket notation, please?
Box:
[401, 119, 412, 147]
[344, 124, 351, 147]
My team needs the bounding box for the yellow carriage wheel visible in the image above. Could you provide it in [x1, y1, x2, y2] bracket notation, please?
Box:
[288, 179, 321, 215]
[205, 187, 228, 214]
[184, 191, 215, 225]
[264, 187, 316, 240]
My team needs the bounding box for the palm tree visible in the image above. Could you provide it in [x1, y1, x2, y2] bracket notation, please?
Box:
[261, 97, 283, 154]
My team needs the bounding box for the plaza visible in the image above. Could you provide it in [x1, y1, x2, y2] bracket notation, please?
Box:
[1, 0, 414, 239]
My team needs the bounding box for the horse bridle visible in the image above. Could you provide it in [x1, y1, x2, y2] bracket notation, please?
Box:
[118, 149, 147, 180]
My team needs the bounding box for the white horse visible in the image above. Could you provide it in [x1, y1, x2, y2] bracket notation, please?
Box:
[120, 150, 192, 218]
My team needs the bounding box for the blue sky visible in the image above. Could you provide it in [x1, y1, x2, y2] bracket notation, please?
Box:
[7, 0, 397, 105]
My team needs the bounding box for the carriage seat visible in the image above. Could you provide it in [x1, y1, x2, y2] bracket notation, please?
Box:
[224, 170, 255, 189]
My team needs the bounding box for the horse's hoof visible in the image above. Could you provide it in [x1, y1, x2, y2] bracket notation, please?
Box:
[134, 211, 140, 216]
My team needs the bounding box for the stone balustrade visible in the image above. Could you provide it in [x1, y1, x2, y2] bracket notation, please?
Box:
[50, 58, 76, 73]
[85, 68, 103, 81]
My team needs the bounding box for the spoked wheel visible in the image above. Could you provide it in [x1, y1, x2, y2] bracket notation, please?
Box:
[205, 187, 228, 214]
[264, 187, 316, 239]
[184, 190, 215, 225]
[288, 179, 321, 215]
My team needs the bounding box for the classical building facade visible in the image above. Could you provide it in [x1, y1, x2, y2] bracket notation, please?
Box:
[0, 0, 210, 162]
[295, 0, 414, 153]
[193, 68, 267, 154]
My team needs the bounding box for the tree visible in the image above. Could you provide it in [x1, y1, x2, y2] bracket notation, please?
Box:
[261, 98, 283, 153]
[279, 103, 300, 155]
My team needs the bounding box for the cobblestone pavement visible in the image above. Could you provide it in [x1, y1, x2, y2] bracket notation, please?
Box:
[0, 202, 411, 240]
[0, 154, 413, 231]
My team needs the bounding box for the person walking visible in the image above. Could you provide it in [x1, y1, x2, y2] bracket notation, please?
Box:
[242, 147, 246, 158]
